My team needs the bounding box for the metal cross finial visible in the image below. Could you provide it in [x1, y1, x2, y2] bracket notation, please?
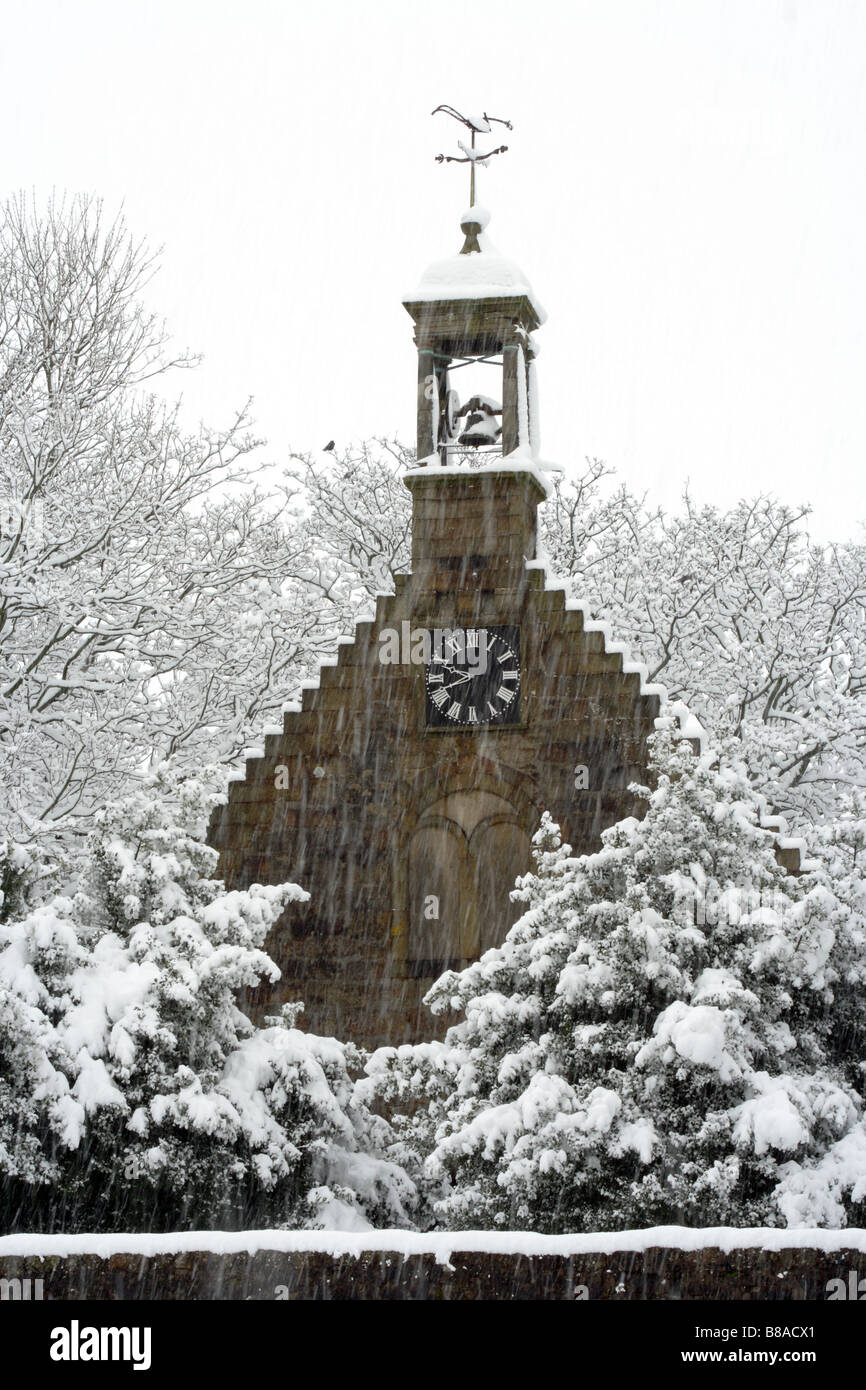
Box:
[432, 105, 512, 208]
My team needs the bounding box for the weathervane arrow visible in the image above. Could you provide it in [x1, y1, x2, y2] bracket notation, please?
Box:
[432, 105, 512, 207]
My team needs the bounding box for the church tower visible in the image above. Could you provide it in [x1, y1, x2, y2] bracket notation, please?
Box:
[208, 112, 669, 1047]
[404, 198, 543, 465]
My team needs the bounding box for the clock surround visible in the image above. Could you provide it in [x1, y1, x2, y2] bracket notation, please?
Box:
[424, 625, 521, 728]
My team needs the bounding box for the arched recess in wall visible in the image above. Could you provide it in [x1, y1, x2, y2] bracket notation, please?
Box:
[407, 790, 531, 973]
[471, 816, 532, 954]
[407, 819, 471, 974]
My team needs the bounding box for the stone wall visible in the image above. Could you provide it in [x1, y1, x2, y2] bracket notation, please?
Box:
[1, 1245, 860, 1301]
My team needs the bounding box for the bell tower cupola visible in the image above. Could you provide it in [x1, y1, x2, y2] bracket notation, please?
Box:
[402, 107, 547, 466]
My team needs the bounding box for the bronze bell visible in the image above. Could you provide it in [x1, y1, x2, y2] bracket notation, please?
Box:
[458, 412, 501, 447]
[456, 394, 502, 448]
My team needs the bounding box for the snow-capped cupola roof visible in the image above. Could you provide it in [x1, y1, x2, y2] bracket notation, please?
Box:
[404, 207, 547, 326]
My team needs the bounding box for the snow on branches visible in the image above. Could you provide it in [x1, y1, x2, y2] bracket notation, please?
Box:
[0, 196, 379, 861]
[0, 766, 416, 1232]
[368, 722, 866, 1232]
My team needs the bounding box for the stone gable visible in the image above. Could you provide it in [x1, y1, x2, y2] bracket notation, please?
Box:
[209, 468, 664, 1048]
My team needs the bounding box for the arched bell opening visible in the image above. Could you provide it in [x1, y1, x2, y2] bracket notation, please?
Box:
[416, 337, 536, 467]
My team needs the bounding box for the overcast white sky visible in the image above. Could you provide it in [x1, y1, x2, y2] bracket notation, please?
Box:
[2, 0, 864, 540]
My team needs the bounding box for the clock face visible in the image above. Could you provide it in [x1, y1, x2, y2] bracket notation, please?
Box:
[425, 626, 521, 728]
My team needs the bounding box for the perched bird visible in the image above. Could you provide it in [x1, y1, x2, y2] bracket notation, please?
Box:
[322, 440, 335, 452]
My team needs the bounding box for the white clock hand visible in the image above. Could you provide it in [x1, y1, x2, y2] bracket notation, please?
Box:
[442, 671, 473, 691]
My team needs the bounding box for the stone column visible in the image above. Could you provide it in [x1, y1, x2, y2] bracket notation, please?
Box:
[416, 347, 437, 462]
[501, 338, 520, 456]
[526, 342, 540, 455]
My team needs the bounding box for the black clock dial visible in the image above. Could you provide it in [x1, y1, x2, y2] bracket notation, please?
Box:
[425, 626, 521, 728]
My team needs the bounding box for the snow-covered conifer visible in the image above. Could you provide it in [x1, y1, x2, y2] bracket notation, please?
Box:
[379, 720, 866, 1232]
[0, 766, 416, 1231]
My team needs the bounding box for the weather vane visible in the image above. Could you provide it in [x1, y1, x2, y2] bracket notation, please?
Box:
[432, 105, 512, 208]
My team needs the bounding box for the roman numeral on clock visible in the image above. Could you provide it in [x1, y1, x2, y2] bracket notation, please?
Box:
[446, 701, 462, 720]
[497, 685, 515, 704]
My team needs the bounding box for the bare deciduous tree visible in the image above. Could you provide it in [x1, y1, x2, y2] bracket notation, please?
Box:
[0, 196, 355, 853]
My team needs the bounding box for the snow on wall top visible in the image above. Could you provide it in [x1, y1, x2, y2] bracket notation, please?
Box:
[525, 556, 812, 867]
[525, 560, 679, 721]
[2, 1226, 864, 1262]
[404, 448, 558, 497]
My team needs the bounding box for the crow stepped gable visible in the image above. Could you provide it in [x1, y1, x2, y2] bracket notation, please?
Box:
[209, 203, 801, 1050]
